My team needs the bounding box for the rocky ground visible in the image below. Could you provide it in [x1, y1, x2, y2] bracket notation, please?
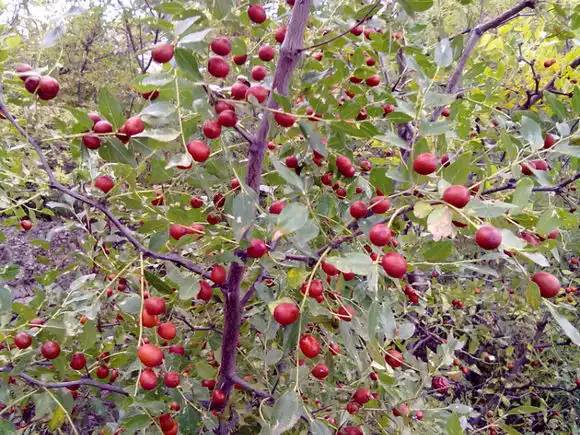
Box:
[0, 217, 84, 300]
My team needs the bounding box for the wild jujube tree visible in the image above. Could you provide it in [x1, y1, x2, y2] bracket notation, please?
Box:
[0, 0, 578, 434]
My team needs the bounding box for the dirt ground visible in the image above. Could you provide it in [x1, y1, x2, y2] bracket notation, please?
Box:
[0, 218, 84, 300]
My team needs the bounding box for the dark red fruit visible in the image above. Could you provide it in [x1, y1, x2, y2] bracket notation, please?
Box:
[70, 352, 86, 370]
[208, 56, 229, 78]
[137, 343, 164, 367]
[248, 4, 267, 23]
[217, 110, 237, 127]
[124, 116, 145, 136]
[251, 65, 267, 81]
[442, 185, 471, 208]
[353, 387, 372, 405]
[350, 200, 368, 219]
[211, 389, 227, 406]
[413, 152, 438, 175]
[94, 175, 114, 193]
[187, 140, 211, 162]
[41, 341, 60, 359]
[20, 219, 32, 231]
[381, 252, 407, 278]
[140, 369, 158, 390]
[369, 223, 393, 246]
[273, 302, 300, 325]
[385, 348, 404, 368]
[164, 371, 180, 388]
[246, 85, 268, 103]
[151, 43, 174, 63]
[475, 225, 502, 250]
[531, 271, 560, 298]
[37, 76, 60, 100]
[96, 365, 109, 379]
[269, 200, 285, 214]
[157, 322, 176, 340]
[82, 134, 101, 150]
[258, 45, 275, 62]
[311, 363, 329, 380]
[246, 239, 268, 258]
[144, 296, 166, 315]
[13, 332, 32, 349]
[197, 280, 213, 302]
[93, 120, 113, 134]
[369, 196, 391, 213]
[544, 133, 556, 149]
[299, 334, 321, 358]
[210, 37, 231, 56]
[274, 111, 296, 128]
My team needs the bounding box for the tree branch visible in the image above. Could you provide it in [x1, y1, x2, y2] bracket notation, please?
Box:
[0, 366, 128, 396]
[301, 0, 381, 51]
[245, 0, 313, 191]
[482, 172, 579, 195]
[229, 374, 272, 399]
[433, 0, 536, 118]
[0, 85, 209, 278]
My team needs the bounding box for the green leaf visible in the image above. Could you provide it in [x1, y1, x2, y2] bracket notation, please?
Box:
[271, 157, 304, 192]
[299, 121, 326, 157]
[536, 209, 558, 235]
[118, 294, 141, 314]
[571, 86, 580, 113]
[434, 38, 453, 67]
[520, 116, 543, 150]
[0, 264, 19, 281]
[145, 271, 175, 294]
[422, 240, 454, 261]
[554, 145, 580, 157]
[98, 141, 137, 167]
[276, 203, 309, 235]
[499, 423, 523, 435]
[270, 391, 302, 435]
[231, 189, 258, 241]
[310, 420, 332, 435]
[446, 413, 463, 435]
[399, 0, 434, 14]
[48, 405, 66, 431]
[0, 287, 12, 315]
[414, 201, 433, 218]
[467, 199, 519, 218]
[544, 301, 580, 346]
[525, 282, 541, 310]
[443, 152, 472, 185]
[179, 28, 213, 45]
[136, 127, 180, 142]
[511, 178, 534, 211]
[98, 88, 124, 128]
[327, 253, 374, 276]
[506, 405, 543, 415]
[174, 48, 202, 81]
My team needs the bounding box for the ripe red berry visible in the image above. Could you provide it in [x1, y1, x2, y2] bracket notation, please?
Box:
[203, 119, 222, 139]
[20, 219, 33, 231]
[441, 107, 450, 117]
[13, 332, 32, 349]
[369, 196, 391, 213]
[157, 322, 177, 341]
[475, 225, 502, 250]
[300, 279, 324, 298]
[36, 76, 60, 100]
[246, 239, 268, 258]
[96, 365, 109, 379]
[299, 334, 321, 358]
[248, 4, 267, 23]
[531, 271, 560, 298]
[233, 54, 247, 65]
[190, 196, 204, 208]
[144, 296, 166, 315]
[384, 348, 404, 368]
[273, 302, 300, 325]
[442, 185, 471, 208]
[231, 81, 249, 100]
[201, 379, 216, 390]
[210, 37, 231, 56]
[251, 65, 267, 81]
[246, 85, 268, 103]
[70, 352, 86, 370]
[211, 389, 227, 406]
[413, 152, 439, 175]
[258, 45, 275, 61]
[336, 305, 355, 321]
[346, 401, 360, 414]
[274, 26, 286, 43]
[93, 120, 113, 134]
[217, 110, 237, 128]
[141, 310, 158, 328]
[366, 74, 380, 87]
[210, 265, 227, 285]
[311, 363, 329, 380]
[94, 175, 114, 193]
[381, 252, 407, 278]
[82, 134, 101, 150]
[544, 133, 556, 149]
[40, 340, 60, 359]
[187, 140, 211, 162]
[137, 344, 164, 367]
[139, 369, 158, 390]
[151, 43, 174, 63]
[431, 376, 450, 394]
[274, 111, 296, 128]
[15, 63, 33, 81]
[369, 223, 393, 246]
[353, 388, 372, 405]
[208, 56, 229, 78]
[164, 371, 180, 388]
[321, 261, 339, 276]
[269, 200, 285, 214]
[350, 200, 368, 219]
[197, 280, 213, 302]
[285, 155, 299, 168]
